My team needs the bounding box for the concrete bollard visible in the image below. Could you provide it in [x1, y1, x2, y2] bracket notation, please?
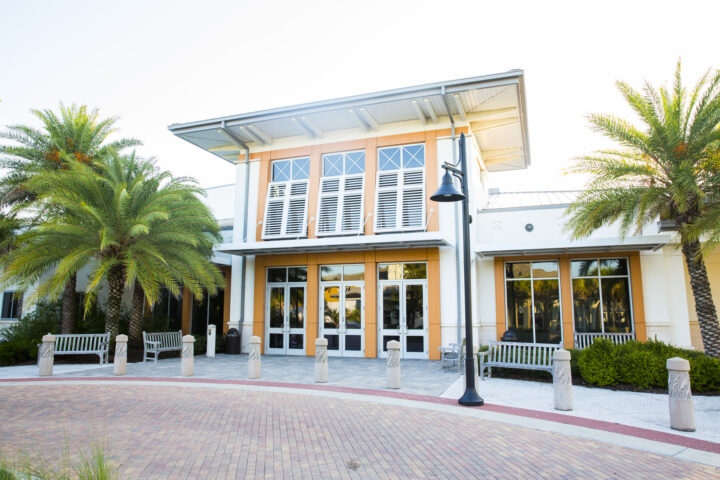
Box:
[38, 333, 56, 376]
[315, 337, 328, 383]
[248, 336, 261, 379]
[553, 349, 573, 411]
[113, 335, 128, 375]
[667, 357, 695, 432]
[386, 340, 401, 389]
[181, 335, 195, 376]
[206, 324, 216, 359]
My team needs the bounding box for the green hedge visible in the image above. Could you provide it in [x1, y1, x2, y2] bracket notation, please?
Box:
[571, 338, 720, 393]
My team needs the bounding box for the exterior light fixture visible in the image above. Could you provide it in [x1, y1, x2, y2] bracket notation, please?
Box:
[430, 133, 484, 407]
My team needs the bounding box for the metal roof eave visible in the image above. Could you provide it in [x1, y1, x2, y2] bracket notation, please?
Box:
[475, 235, 672, 258]
[216, 231, 452, 256]
[168, 70, 525, 135]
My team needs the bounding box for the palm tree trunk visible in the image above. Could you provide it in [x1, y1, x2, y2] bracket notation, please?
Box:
[681, 239, 720, 358]
[105, 265, 125, 338]
[129, 281, 145, 346]
[61, 274, 77, 334]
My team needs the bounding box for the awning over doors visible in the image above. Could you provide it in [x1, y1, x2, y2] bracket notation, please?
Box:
[476, 235, 671, 257]
[218, 231, 450, 256]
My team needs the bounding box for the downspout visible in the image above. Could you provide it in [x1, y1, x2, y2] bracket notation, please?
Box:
[442, 87, 464, 350]
[220, 122, 250, 345]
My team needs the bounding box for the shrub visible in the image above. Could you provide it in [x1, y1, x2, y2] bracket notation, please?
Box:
[577, 338, 618, 385]
[574, 338, 720, 393]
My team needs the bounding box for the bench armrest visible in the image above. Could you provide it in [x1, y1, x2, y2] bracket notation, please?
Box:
[477, 351, 489, 360]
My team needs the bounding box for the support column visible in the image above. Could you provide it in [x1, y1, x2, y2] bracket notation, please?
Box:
[248, 336, 261, 379]
[553, 349, 573, 411]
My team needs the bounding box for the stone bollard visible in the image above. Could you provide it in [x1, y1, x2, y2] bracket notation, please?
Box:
[667, 357, 695, 432]
[206, 324, 216, 359]
[386, 340, 401, 389]
[38, 333, 56, 376]
[553, 349, 573, 411]
[248, 336, 261, 379]
[113, 335, 128, 376]
[181, 335, 195, 376]
[315, 337, 328, 383]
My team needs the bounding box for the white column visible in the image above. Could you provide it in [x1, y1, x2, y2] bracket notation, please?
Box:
[248, 335, 261, 379]
[181, 335, 195, 376]
[315, 337, 328, 383]
[386, 340, 401, 389]
[553, 349, 573, 411]
[113, 334, 128, 375]
[37, 334, 55, 377]
[667, 357, 695, 431]
[206, 325, 216, 358]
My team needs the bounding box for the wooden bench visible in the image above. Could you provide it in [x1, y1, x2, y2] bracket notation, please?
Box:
[143, 330, 183, 363]
[478, 341, 562, 380]
[39, 333, 110, 365]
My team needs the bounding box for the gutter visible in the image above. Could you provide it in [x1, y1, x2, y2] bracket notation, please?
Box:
[219, 121, 250, 343]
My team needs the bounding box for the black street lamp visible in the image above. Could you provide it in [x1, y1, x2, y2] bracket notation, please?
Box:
[430, 133, 484, 407]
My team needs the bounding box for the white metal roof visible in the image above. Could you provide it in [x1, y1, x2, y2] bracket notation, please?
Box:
[169, 70, 531, 172]
[483, 190, 581, 211]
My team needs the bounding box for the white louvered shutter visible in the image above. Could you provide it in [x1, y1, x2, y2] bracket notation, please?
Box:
[262, 181, 309, 239]
[401, 170, 425, 228]
[263, 183, 287, 238]
[316, 175, 364, 235]
[375, 172, 399, 231]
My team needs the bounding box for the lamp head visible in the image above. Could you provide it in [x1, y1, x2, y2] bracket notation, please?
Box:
[430, 170, 465, 202]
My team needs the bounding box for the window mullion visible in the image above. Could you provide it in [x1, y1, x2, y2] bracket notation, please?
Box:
[530, 266, 536, 343]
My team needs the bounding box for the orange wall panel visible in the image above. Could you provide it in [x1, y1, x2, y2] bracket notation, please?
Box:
[559, 258, 574, 349]
[629, 253, 647, 342]
[306, 263, 319, 356]
[427, 256, 441, 360]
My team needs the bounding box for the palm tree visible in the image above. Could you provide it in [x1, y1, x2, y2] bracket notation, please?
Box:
[566, 62, 720, 357]
[0, 104, 140, 334]
[0, 152, 224, 342]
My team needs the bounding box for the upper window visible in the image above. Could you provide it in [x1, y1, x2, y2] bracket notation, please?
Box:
[571, 258, 632, 334]
[375, 144, 426, 232]
[317, 151, 366, 236]
[504, 261, 561, 344]
[263, 157, 310, 239]
[1, 291, 22, 319]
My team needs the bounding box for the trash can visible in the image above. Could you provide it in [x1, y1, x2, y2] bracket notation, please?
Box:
[226, 328, 241, 355]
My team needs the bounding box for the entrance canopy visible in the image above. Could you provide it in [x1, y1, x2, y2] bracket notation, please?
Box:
[218, 231, 450, 256]
[475, 234, 671, 257]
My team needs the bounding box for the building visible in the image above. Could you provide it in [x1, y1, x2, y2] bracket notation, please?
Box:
[169, 71, 531, 359]
[2, 70, 714, 354]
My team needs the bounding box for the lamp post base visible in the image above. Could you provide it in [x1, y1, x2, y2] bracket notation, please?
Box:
[458, 387, 484, 407]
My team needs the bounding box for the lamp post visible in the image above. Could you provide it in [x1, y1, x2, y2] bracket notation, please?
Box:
[430, 133, 484, 406]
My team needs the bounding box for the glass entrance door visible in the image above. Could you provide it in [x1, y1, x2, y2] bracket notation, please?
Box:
[378, 281, 427, 359]
[321, 283, 364, 357]
[266, 273, 306, 356]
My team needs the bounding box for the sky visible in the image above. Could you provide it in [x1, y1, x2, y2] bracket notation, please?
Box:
[1, 0, 718, 192]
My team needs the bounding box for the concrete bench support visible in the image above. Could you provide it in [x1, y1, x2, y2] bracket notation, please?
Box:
[667, 357, 695, 432]
[182, 335, 195, 376]
[114, 335, 128, 376]
[553, 349, 573, 411]
[315, 337, 328, 383]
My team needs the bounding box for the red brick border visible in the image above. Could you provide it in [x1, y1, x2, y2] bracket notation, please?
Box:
[3, 376, 718, 455]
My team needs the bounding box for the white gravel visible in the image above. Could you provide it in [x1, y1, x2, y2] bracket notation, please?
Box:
[441, 376, 720, 443]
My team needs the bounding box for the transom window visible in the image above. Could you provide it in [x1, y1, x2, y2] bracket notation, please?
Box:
[504, 261, 562, 344]
[263, 157, 310, 239]
[317, 151, 366, 236]
[375, 144, 426, 232]
[321, 264, 365, 281]
[571, 258, 632, 334]
[378, 263, 427, 280]
[272, 157, 309, 181]
[267, 267, 308, 283]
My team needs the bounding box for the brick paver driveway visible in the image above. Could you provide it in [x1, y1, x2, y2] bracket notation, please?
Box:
[1, 383, 717, 479]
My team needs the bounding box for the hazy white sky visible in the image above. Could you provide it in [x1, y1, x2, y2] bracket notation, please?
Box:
[1, 0, 717, 191]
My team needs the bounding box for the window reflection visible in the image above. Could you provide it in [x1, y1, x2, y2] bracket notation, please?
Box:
[505, 261, 561, 343]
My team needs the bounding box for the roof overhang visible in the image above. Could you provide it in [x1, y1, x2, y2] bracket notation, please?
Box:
[476, 235, 672, 257]
[169, 70, 530, 172]
[218, 231, 451, 256]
